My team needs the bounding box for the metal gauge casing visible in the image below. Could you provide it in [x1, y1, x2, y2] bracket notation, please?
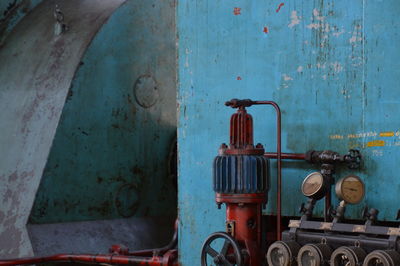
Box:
[301, 172, 327, 200]
[335, 175, 365, 204]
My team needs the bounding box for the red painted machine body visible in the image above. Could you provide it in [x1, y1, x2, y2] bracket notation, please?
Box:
[216, 193, 264, 265]
[216, 105, 267, 266]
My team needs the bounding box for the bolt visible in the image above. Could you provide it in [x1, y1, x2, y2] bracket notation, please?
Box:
[256, 143, 264, 149]
[247, 219, 256, 229]
[220, 143, 228, 149]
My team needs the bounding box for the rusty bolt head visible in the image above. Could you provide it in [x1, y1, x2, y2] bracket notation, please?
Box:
[109, 244, 129, 255]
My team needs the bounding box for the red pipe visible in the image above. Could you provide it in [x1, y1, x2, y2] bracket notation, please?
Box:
[0, 220, 179, 266]
[251, 101, 282, 241]
[0, 253, 178, 266]
[264, 152, 306, 160]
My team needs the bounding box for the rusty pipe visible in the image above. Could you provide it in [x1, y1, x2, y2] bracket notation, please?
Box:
[0, 220, 179, 266]
[264, 152, 306, 160]
[0, 253, 178, 266]
[251, 101, 282, 241]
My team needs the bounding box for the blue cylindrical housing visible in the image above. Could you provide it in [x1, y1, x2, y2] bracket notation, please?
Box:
[213, 155, 270, 194]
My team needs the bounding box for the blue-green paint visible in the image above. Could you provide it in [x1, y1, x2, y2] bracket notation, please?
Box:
[30, 0, 177, 223]
[178, 0, 400, 264]
[0, 0, 43, 43]
[0, 0, 176, 258]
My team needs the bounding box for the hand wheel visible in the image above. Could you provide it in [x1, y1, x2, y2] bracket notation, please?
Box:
[201, 232, 243, 266]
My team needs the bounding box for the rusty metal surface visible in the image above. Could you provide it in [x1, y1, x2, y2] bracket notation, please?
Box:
[0, 0, 125, 258]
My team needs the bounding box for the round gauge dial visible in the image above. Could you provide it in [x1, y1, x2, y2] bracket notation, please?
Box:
[335, 175, 365, 204]
[301, 172, 325, 199]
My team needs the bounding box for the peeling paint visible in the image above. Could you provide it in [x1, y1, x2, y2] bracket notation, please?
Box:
[276, 3, 284, 13]
[332, 29, 345, 37]
[288, 11, 300, 28]
[282, 73, 293, 81]
[331, 61, 343, 73]
[178, 0, 400, 265]
[349, 24, 363, 43]
[307, 23, 320, 29]
[312, 8, 324, 21]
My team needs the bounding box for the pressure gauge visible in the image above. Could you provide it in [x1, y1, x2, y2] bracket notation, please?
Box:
[297, 244, 332, 266]
[301, 172, 327, 200]
[266, 241, 300, 266]
[335, 175, 365, 204]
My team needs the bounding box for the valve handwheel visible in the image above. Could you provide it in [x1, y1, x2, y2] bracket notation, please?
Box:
[201, 232, 243, 266]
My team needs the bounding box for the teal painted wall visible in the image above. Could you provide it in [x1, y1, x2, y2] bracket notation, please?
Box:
[29, 0, 177, 223]
[177, 0, 400, 264]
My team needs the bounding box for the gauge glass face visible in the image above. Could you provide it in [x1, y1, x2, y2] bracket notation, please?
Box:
[301, 172, 323, 197]
[300, 250, 320, 265]
[270, 247, 288, 265]
[337, 175, 365, 204]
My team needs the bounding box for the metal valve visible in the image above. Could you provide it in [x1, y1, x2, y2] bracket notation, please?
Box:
[362, 206, 379, 224]
[305, 149, 362, 169]
[299, 199, 317, 218]
[225, 99, 255, 108]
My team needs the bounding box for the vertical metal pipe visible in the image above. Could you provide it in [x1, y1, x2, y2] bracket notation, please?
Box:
[252, 101, 282, 240]
[325, 190, 331, 221]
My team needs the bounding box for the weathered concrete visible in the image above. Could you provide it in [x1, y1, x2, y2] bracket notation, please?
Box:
[28, 216, 175, 256]
[0, 0, 125, 258]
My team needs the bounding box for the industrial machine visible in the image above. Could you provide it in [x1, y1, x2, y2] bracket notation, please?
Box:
[268, 172, 400, 266]
[201, 99, 400, 266]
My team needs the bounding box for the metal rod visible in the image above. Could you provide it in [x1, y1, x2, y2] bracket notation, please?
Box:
[264, 152, 306, 160]
[0, 220, 179, 265]
[0, 254, 172, 265]
[251, 101, 282, 241]
[325, 188, 331, 222]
